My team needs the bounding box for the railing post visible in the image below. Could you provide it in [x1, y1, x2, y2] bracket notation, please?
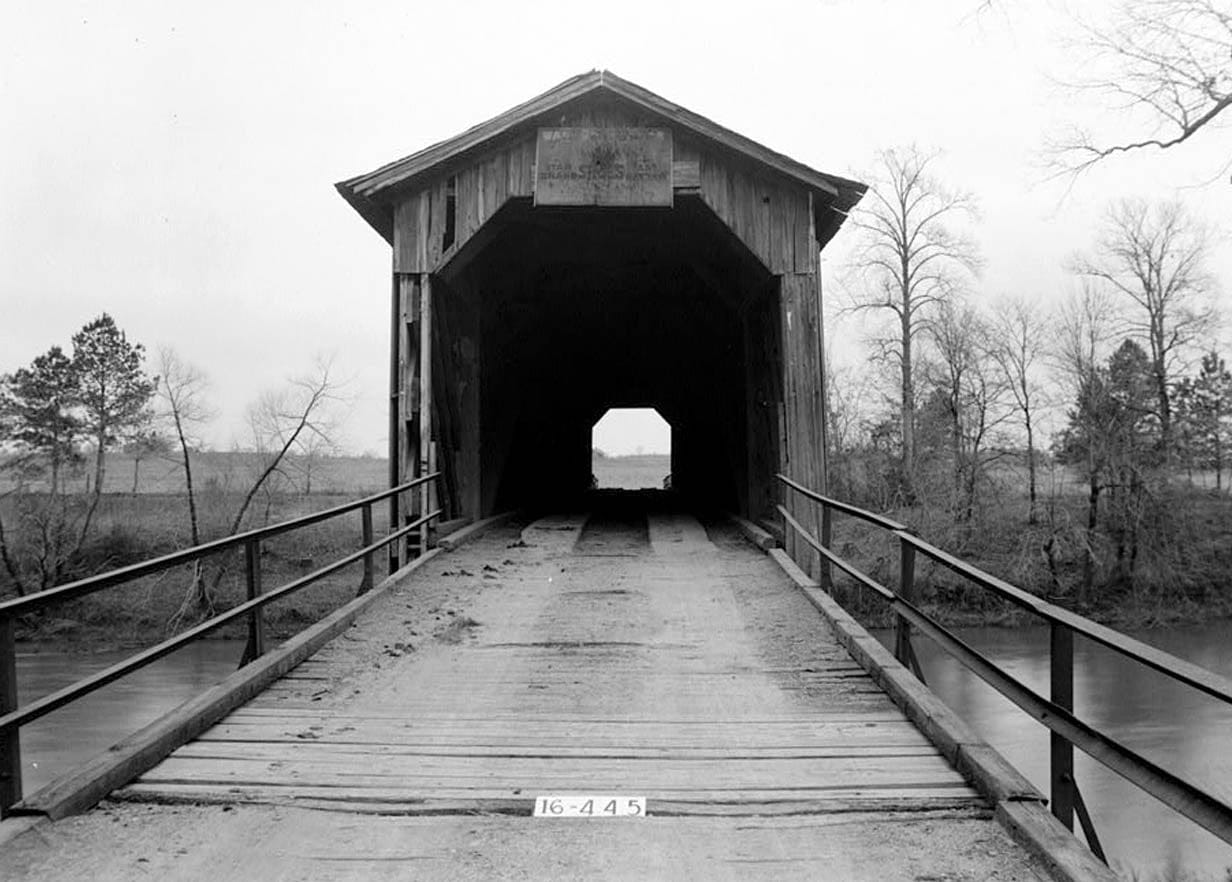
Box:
[388, 490, 400, 576]
[358, 503, 374, 595]
[1051, 620, 1075, 830]
[240, 539, 265, 667]
[894, 536, 915, 667]
[0, 614, 20, 818]
[819, 503, 833, 590]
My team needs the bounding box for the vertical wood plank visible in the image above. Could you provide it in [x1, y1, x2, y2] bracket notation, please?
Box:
[393, 197, 418, 273]
[419, 274, 435, 539]
[793, 190, 813, 274]
[415, 191, 431, 274]
[426, 180, 445, 269]
[388, 273, 401, 573]
[754, 176, 773, 269]
[768, 183, 789, 274]
[808, 192, 826, 498]
[400, 275, 421, 555]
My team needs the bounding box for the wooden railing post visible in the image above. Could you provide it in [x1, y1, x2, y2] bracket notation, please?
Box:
[819, 503, 833, 590]
[388, 490, 400, 576]
[894, 537, 916, 667]
[0, 614, 20, 818]
[240, 539, 265, 667]
[358, 503, 374, 595]
[1051, 620, 1075, 830]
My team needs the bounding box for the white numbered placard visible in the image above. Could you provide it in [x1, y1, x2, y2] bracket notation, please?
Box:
[533, 795, 646, 818]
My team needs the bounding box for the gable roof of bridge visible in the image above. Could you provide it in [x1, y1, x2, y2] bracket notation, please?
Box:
[336, 69, 866, 245]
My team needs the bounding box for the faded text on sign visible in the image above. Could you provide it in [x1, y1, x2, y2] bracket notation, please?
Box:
[535, 128, 672, 207]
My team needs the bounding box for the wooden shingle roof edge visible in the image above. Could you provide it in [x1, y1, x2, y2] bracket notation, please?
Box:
[335, 69, 867, 245]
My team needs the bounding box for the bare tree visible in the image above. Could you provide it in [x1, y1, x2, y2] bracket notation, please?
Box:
[166, 357, 344, 629]
[1071, 199, 1217, 451]
[284, 426, 341, 495]
[847, 146, 980, 500]
[824, 355, 881, 501]
[1054, 282, 1118, 389]
[989, 296, 1051, 522]
[1051, 0, 1232, 173]
[156, 348, 216, 624]
[1052, 283, 1119, 601]
[923, 301, 1012, 537]
[156, 347, 215, 547]
[238, 357, 344, 528]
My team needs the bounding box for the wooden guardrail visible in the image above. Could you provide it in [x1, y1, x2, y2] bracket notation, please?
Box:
[777, 473, 1232, 866]
[0, 473, 441, 818]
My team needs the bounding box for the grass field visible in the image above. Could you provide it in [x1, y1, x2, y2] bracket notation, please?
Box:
[592, 453, 671, 489]
[0, 450, 388, 497]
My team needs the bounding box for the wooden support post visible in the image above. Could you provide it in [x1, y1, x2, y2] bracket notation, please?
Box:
[820, 503, 833, 590]
[240, 539, 265, 667]
[358, 502, 374, 595]
[419, 273, 434, 555]
[388, 273, 401, 575]
[0, 615, 20, 817]
[1051, 621, 1075, 830]
[894, 538, 916, 668]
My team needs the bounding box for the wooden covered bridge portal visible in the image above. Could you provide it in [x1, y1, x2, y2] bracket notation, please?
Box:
[4, 72, 1228, 882]
[337, 70, 864, 541]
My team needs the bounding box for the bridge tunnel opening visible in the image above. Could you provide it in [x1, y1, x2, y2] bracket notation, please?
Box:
[430, 197, 782, 521]
[590, 408, 672, 490]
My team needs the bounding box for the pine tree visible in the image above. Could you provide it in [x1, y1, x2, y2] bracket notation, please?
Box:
[71, 314, 157, 502]
[0, 346, 83, 493]
[1177, 352, 1232, 490]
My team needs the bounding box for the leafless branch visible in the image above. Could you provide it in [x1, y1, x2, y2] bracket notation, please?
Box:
[1048, 0, 1232, 174]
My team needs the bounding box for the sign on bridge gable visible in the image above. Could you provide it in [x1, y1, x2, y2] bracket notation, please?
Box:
[534, 128, 673, 207]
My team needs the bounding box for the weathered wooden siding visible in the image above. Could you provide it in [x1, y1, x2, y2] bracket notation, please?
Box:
[777, 196, 826, 575]
[391, 122, 810, 279]
[696, 149, 812, 275]
[430, 277, 481, 521]
[394, 274, 421, 545]
[743, 282, 784, 522]
[393, 137, 537, 274]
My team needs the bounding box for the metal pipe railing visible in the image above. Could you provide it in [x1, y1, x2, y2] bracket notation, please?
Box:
[776, 473, 1232, 862]
[0, 474, 441, 816]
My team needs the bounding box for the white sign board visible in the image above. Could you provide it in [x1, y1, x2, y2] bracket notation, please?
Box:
[533, 795, 646, 818]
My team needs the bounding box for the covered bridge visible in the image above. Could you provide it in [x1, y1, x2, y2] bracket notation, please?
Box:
[336, 70, 864, 562]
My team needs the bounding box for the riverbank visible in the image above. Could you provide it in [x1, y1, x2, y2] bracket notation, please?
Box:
[5, 490, 374, 653]
[812, 485, 1232, 634]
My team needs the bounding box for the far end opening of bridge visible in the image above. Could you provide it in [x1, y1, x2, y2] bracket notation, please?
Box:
[592, 407, 672, 490]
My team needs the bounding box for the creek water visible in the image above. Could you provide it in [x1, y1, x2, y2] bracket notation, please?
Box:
[14, 640, 245, 795]
[878, 622, 1232, 880]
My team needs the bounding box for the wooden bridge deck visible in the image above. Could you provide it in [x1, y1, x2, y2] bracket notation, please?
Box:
[0, 504, 1082, 881]
[118, 505, 981, 815]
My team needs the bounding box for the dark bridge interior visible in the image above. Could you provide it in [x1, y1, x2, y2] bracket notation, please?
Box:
[434, 198, 780, 518]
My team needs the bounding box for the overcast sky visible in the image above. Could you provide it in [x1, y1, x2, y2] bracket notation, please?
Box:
[3, 0, 1229, 456]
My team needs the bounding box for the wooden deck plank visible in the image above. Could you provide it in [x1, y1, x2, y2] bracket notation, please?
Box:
[119, 512, 980, 813]
[172, 743, 942, 761]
